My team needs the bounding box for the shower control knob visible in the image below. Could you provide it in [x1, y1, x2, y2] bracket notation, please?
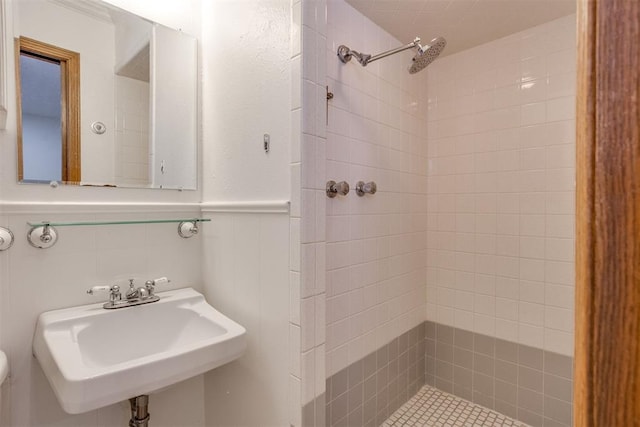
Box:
[356, 181, 377, 196]
[326, 180, 350, 198]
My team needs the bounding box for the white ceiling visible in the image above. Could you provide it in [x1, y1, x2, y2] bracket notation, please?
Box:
[345, 0, 576, 56]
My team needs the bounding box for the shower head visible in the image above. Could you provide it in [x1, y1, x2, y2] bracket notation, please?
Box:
[337, 36, 446, 74]
[409, 37, 447, 74]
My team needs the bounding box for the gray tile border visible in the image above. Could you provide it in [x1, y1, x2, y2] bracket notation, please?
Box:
[324, 320, 574, 427]
[519, 344, 544, 370]
[424, 320, 573, 427]
[519, 365, 544, 392]
[544, 373, 573, 402]
[544, 351, 573, 379]
[496, 338, 519, 363]
[325, 322, 426, 427]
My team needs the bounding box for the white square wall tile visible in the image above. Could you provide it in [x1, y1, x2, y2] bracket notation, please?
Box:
[301, 350, 315, 404]
[291, 56, 302, 110]
[291, 1, 301, 57]
[301, 297, 316, 352]
[301, 243, 317, 297]
[290, 272, 301, 325]
[290, 324, 301, 377]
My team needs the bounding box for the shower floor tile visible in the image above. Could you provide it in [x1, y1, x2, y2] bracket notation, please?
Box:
[382, 385, 528, 427]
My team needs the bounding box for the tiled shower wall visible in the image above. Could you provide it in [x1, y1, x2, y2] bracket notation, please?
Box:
[317, 5, 576, 427]
[114, 76, 150, 187]
[424, 15, 576, 357]
[324, 0, 428, 379]
[292, 0, 329, 425]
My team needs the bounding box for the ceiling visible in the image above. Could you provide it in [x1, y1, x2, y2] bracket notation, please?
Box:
[345, 0, 576, 56]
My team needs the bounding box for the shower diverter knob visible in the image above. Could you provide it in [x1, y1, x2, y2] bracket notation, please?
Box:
[355, 181, 377, 196]
[326, 180, 350, 198]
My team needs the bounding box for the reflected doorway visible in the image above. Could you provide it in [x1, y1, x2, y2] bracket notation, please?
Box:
[15, 37, 80, 184]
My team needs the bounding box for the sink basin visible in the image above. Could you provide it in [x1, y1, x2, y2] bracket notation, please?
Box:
[33, 287, 246, 414]
[0, 350, 8, 386]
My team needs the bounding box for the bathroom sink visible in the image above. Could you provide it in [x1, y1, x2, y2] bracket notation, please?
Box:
[33, 287, 246, 414]
[0, 350, 8, 386]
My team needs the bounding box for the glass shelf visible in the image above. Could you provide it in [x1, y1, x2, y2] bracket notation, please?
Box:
[26, 218, 209, 248]
[27, 218, 211, 228]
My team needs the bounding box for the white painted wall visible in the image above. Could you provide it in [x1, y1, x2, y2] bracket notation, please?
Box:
[424, 15, 576, 356]
[201, 0, 291, 203]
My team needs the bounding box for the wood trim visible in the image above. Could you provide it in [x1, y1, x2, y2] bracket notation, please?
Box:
[14, 38, 23, 181]
[16, 36, 80, 183]
[575, 0, 640, 425]
[0, 0, 7, 129]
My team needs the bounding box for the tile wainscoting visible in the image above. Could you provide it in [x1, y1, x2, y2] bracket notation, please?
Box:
[321, 322, 426, 427]
[425, 321, 573, 427]
[317, 320, 573, 427]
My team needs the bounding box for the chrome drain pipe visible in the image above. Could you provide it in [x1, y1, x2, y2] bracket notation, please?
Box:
[129, 395, 150, 427]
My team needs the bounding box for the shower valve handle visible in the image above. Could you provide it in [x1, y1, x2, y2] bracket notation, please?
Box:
[356, 181, 377, 196]
[326, 180, 350, 198]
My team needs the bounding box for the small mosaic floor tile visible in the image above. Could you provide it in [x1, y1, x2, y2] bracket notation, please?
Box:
[382, 385, 528, 427]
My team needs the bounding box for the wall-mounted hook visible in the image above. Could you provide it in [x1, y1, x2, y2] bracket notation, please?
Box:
[0, 227, 14, 251]
[326, 86, 333, 125]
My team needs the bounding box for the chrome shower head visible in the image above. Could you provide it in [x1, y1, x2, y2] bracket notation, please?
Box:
[337, 36, 446, 74]
[409, 36, 447, 74]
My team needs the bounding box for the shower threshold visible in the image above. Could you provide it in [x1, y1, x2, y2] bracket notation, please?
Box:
[382, 385, 528, 427]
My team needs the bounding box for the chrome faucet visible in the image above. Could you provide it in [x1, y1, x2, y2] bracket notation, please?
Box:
[87, 277, 170, 309]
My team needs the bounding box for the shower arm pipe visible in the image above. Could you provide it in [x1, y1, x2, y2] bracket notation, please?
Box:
[339, 37, 421, 66]
[365, 37, 421, 65]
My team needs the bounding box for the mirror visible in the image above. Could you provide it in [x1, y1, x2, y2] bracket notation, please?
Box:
[14, 0, 197, 190]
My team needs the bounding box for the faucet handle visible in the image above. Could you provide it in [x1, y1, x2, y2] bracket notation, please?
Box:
[145, 277, 170, 296]
[87, 285, 110, 295]
[87, 285, 122, 303]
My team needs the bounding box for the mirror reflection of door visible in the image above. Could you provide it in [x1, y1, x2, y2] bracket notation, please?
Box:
[15, 36, 80, 184]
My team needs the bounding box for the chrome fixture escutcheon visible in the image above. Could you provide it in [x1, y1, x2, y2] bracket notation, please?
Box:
[27, 224, 58, 249]
[87, 277, 170, 309]
[178, 221, 199, 238]
[326, 180, 350, 198]
[0, 227, 14, 251]
[355, 181, 377, 196]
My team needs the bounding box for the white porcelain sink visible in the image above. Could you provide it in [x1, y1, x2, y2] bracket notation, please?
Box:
[0, 350, 8, 386]
[33, 288, 246, 414]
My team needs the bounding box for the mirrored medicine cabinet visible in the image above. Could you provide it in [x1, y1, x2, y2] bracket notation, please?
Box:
[13, 0, 198, 190]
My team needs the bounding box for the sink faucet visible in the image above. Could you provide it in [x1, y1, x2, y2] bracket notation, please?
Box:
[87, 277, 170, 309]
[125, 279, 149, 300]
